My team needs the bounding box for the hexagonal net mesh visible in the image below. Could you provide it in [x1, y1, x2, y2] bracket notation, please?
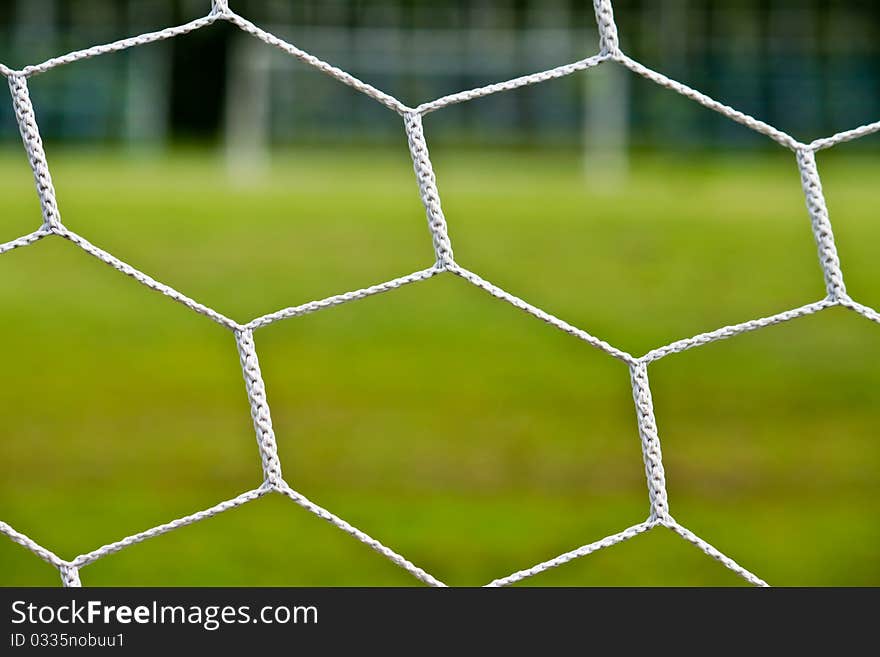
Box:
[2, 0, 878, 588]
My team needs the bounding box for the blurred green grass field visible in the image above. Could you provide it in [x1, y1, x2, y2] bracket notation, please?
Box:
[0, 145, 878, 586]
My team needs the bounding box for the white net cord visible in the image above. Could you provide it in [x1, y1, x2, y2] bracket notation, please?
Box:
[1, 0, 878, 588]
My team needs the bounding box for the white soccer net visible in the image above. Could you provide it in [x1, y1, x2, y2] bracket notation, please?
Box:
[2, 0, 879, 588]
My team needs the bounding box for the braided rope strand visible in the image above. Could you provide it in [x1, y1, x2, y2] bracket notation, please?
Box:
[0, 227, 52, 255]
[630, 364, 669, 521]
[839, 298, 880, 325]
[15, 15, 223, 78]
[641, 298, 835, 363]
[616, 54, 805, 151]
[226, 12, 411, 114]
[592, 0, 621, 55]
[8, 75, 63, 231]
[486, 520, 656, 587]
[275, 482, 446, 587]
[797, 149, 847, 300]
[56, 227, 241, 330]
[71, 487, 270, 571]
[59, 565, 82, 588]
[662, 519, 769, 587]
[448, 264, 636, 363]
[809, 119, 880, 151]
[235, 330, 283, 485]
[415, 53, 610, 115]
[404, 113, 455, 267]
[246, 266, 441, 331]
[211, 1, 231, 16]
[0, 520, 66, 568]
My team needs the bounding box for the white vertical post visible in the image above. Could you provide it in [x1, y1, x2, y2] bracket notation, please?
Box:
[584, 0, 628, 186]
[124, 0, 172, 151]
[224, 33, 272, 181]
[583, 63, 629, 186]
[660, 0, 689, 145]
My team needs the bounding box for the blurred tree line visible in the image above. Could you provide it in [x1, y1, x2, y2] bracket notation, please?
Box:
[0, 0, 877, 149]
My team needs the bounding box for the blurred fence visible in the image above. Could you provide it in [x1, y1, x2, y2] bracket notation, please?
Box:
[0, 0, 877, 152]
